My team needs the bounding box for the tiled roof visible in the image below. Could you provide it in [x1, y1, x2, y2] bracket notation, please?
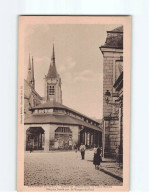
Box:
[24, 79, 42, 100]
[108, 26, 123, 33]
[30, 101, 100, 124]
[31, 101, 65, 109]
[24, 113, 101, 131]
[47, 63, 57, 78]
[101, 26, 123, 49]
[46, 45, 57, 78]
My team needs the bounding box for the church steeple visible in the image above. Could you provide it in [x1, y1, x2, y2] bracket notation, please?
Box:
[27, 54, 32, 85]
[31, 56, 35, 89]
[26, 54, 35, 89]
[51, 44, 55, 61]
[47, 44, 57, 79]
[45, 45, 62, 103]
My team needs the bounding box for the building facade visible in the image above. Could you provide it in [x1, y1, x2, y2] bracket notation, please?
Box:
[24, 45, 102, 152]
[100, 26, 123, 159]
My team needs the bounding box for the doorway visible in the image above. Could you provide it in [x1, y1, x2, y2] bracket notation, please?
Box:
[26, 127, 44, 150]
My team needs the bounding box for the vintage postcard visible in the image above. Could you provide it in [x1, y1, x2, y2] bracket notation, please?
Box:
[17, 16, 131, 191]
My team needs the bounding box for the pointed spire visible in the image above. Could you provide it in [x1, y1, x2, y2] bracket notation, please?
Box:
[27, 54, 32, 83]
[28, 54, 31, 70]
[47, 44, 57, 78]
[51, 44, 55, 67]
[31, 56, 35, 89]
[52, 44, 55, 60]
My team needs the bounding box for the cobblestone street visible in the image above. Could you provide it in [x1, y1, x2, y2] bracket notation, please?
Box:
[24, 150, 123, 186]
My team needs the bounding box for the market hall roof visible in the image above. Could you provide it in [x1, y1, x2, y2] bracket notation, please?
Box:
[100, 26, 123, 49]
[30, 100, 100, 125]
[24, 113, 101, 132]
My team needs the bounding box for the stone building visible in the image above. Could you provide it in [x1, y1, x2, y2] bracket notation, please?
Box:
[100, 26, 123, 159]
[24, 45, 102, 152]
[24, 55, 42, 119]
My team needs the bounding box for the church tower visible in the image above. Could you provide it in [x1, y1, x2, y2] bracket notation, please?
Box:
[31, 56, 35, 89]
[26, 54, 35, 89]
[27, 54, 32, 85]
[45, 45, 62, 103]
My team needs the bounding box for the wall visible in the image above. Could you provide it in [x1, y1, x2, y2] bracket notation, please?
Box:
[102, 49, 123, 157]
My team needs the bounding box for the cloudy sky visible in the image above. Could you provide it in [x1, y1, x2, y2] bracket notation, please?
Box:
[24, 24, 120, 119]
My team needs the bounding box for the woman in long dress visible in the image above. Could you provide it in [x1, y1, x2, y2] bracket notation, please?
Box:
[93, 146, 101, 169]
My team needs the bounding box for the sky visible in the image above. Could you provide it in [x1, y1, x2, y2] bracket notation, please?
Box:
[24, 23, 120, 119]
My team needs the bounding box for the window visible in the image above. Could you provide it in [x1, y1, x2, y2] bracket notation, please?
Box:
[115, 60, 123, 81]
[48, 85, 55, 95]
[55, 127, 72, 133]
[120, 56, 123, 61]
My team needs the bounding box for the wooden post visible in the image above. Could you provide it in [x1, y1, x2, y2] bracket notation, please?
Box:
[85, 131, 87, 145]
[89, 132, 91, 147]
[41, 134, 42, 149]
[93, 130, 95, 146]
[38, 134, 39, 149]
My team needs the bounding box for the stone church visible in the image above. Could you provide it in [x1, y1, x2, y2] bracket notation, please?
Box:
[24, 45, 102, 152]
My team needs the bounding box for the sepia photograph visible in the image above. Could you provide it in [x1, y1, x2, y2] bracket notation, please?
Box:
[17, 16, 131, 191]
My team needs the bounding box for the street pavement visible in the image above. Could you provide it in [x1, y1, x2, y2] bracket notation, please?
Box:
[24, 150, 123, 186]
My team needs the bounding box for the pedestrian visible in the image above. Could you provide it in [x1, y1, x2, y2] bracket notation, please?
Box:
[100, 147, 103, 162]
[93, 145, 101, 169]
[93, 144, 97, 154]
[79, 143, 86, 160]
[74, 144, 77, 152]
[29, 144, 33, 153]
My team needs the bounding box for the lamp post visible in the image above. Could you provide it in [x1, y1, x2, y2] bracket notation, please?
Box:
[104, 90, 123, 164]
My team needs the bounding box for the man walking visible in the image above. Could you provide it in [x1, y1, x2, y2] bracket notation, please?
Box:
[80, 143, 86, 160]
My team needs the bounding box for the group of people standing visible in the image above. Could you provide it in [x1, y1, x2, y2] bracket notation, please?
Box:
[77, 143, 102, 170]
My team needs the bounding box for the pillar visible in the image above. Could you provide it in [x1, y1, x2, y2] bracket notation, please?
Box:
[89, 132, 91, 146]
[85, 132, 87, 145]
[44, 128, 49, 152]
[41, 134, 42, 148]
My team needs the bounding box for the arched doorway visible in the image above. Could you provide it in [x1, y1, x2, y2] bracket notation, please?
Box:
[26, 127, 44, 150]
[54, 127, 72, 150]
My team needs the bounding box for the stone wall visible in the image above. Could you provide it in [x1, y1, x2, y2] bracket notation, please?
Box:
[103, 57, 113, 117]
[104, 118, 120, 158]
[101, 49, 123, 158]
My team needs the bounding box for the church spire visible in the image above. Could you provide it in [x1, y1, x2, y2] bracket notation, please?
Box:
[47, 44, 57, 78]
[31, 56, 35, 89]
[27, 54, 32, 84]
[51, 44, 55, 61]
[45, 44, 62, 103]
